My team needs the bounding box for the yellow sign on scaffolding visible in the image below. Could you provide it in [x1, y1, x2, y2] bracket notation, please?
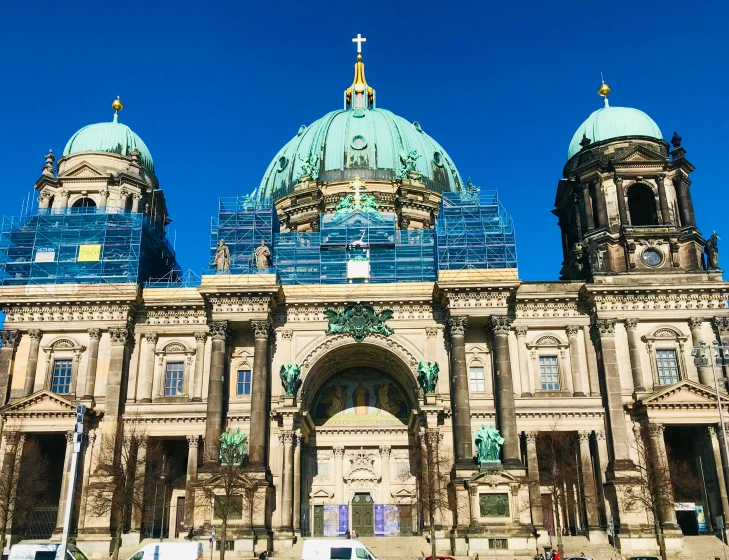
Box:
[78, 244, 101, 262]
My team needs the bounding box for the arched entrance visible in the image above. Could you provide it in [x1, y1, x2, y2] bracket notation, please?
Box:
[299, 340, 421, 538]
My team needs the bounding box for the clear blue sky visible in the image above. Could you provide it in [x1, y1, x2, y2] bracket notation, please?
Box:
[1, 0, 727, 281]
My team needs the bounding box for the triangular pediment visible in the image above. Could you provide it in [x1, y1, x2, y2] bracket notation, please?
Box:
[612, 144, 664, 164]
[393, 488, 415, 497]
[59, 161, 107, 178]
[639, 379, 726, 407]
[311, 488, 332, 498]
[0, 390, 76, 416]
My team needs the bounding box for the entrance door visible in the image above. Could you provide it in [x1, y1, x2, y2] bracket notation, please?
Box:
[313, 505, 324, 537]
[175, 496, 185, 538]
[399, 505, 413, 536]
[352, 493, 374, 537]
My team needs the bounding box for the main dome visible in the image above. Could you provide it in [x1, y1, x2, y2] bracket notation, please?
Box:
[567, 105, 663, 160]
[257, 107, 464, 200]
[63, 121, 154, 172]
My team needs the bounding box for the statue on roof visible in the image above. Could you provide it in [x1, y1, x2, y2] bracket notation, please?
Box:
[254, 240, 271, 270]
[397, 150, 421, 180]
[706, 231, 720, 270]
[297, 152, 320, 183]
[280, 363, 301, 397]
[474, 423, 504, 465]
[213, 240, 230, 271]
[417, 361, 439, 394]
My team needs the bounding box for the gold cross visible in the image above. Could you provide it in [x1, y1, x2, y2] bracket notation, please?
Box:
[349, 175, 366, 205]
[352, 33, 367, 54]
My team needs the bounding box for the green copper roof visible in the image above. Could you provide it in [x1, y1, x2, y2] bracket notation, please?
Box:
[63, 121, 154, 171]
[568, 105, 663, 159]
[258, 107, 463, 199]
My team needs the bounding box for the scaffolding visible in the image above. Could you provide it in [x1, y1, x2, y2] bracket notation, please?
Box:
[208, 196, 278, 273]
[0, 208, 180, 286]
[435, 190, 517, 271]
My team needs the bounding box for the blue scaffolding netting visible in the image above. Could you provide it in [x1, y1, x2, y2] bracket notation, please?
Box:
[0, 208, 180, 286]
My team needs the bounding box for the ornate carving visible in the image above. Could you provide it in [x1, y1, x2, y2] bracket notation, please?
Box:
[578, 431, 591, 443]
[87, 328, 102, 340]
[251, 320, 270, 340]
[447, 316, 468, 336]
[323, 302, 393, 343]
[593, 318, 616, 336]
[186, 435, 199, 448]
[279, 431, 295, 445]
[515, 326, 528, 337]
[379, 445, 391, 456]
[688, 317, 703, 331]
[489, 316, 513, 335]
[280, 329, 294, 340]
[162, 342, 188, 353]
[624, 318, 638, 331]
[416, 361, 439, 394]
[565, 325, 581, 337]
[0, 330, 20, 348]
[707, 426, 717, 437]
[27, 329, 43, 341]
[425, 327, 438, 339]
[713, 317, 729, 336]
[109, 328, 130, 346]
[525, 432, 537, 445]
[333, 446, 345, 457]
[144, 333, 159, 344]
[279, 363, 301, 397]
[194, 332, 208, 343]
[647, 423, 665, 437]
[595, 430, 606, 441]
[209, 321, 230, 340]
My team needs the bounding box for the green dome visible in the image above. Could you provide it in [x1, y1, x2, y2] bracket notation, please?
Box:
[258, 108, 463, 199]
[63, 121, 154, 171]
[568, 105, 663, 160]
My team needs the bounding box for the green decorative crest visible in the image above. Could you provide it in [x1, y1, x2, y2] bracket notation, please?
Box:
[417, 361, 440, 394]
[474, 423, 504, 465]
[323, 301, 394, 343]
[335, 176, 379, 215]
[279, 363, 301, 397]
[219, 427, 248, 466]
[397, 149, 421, 180]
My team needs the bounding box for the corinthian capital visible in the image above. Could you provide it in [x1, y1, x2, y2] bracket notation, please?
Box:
[593, 318, 616, 336]
[490, 316, 513, 335]
[108, 328, 130, 346]
[27, 329, 43, 341]
[447, 316, 467, 336]
[0, 330, 20, 348]
[252, 320, 271, 340]
[209, 321, 229, 340]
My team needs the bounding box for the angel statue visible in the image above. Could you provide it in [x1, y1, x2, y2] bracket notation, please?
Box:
[417, 361, 440, 394]
[219, 426, 248, 466]
[279, 363, 301, 397]
[474, 423, 504, 465]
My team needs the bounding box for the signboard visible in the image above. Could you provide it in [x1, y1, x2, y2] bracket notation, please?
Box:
[347, 260, 370, 279]
[78, 244, 101, 262]
[675, 502, 696, 511]
[374, 505, 400, 536]
[322, 505, 349, 537]
[34, 247, 56, 263]
[696, 505, 706, 532]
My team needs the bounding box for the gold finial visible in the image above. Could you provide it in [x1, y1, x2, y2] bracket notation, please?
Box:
[598, 73, 610, 107]
[346, 35, 374, 109]
[112, 96, 123, 122]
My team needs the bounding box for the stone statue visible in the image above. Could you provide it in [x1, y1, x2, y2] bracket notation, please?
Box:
[219, 426, 248, 466]
[213, 239, 230, 271]
[297, 152, 320, 183]
[254, 240, 271, 270]
[417, 361, 439, 394]
[706, 231, 720, 270]
[397, 150, 420, 180]
[279, 363, 301, 397]
[474, 423, 504, 464]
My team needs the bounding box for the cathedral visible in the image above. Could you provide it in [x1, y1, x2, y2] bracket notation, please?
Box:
[0, 37, 728, 559]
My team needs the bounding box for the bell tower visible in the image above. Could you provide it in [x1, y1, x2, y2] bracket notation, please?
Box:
[554, 82, 712, 282]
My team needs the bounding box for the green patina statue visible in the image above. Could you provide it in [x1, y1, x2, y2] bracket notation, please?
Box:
[280, 363, 301, 397]
[397, 149, 420, 180]
[297, 152, 320, 182]
[474, 423, 504, 464]
[219, 426, 248, 466]
[324, 301, 393, 343]
[417, 361, 439, 394]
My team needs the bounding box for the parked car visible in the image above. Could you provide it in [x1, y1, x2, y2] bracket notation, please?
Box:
[302, 539, 378, 560]
[126, 542, 204, 560]
[7, 543, 88, 560]
[626, 557, 660, 560]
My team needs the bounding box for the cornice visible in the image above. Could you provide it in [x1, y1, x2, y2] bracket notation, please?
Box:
[2, 304, 135, 325]
[581, 283, 729, 313]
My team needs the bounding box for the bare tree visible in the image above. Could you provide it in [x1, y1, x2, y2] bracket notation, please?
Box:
[86, 423, 161, 560]
[411, 429, 453, 560]
[0, 433, 49, 556]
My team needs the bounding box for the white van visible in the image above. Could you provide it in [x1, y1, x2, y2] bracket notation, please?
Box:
[301, 539, 378, 560]
[7, 543, 88, 560]
[127, 542, 204, 560]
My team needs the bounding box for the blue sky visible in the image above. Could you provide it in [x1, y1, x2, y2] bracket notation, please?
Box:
[1, 0, 727, 281]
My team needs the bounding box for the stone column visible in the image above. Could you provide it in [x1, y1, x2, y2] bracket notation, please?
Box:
[130, 436, 147, 532]
[566, 326, 586, 396]
[708, 426, 729, 530]
[293, 435, 302, 532]
[23, 329, 43, 396]
[469, 485, 480, 526]
[515, 327, 532, 397]
[137, 333, 158, 403]
[78, 431, 97, 531]
[525, 432, 543, 526]
[646, 423, 679, 529]
[380, 445, 391, 504]
[0, 331, 20, 404]
[184, 435, 199, 527]
[280, 431, 295, 530]
[249, 319, 271, 469]
[82, 329, 101, 400]
[582, 186, 595, 231]
[106, 328, 130, 420]
[490, 316, 519, 465]
[56, 431, 75, 530]
[447, 316, 472, 463]
[133, 194, 143, 213]
[99, 189, 109, 208]
[624, 319, 646, 392]
[204, 321, 228, 463]
[192, 332, 207, 402]
[572, 196, 583, 239]
[594, 180, 609, 229]
[656, 175, 672, 225]
[614, 176, 628, 225]
[578, 431, 599, 531]
[689, 318, 714, 386]
[675, 175, 696, 227]
[583, 325, 601, 396]
[593, 319, 632, 468]
[334, 446, 344, 504]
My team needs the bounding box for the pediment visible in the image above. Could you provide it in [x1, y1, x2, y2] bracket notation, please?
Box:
[392, 488, 415, 497]
[59, 161, 107, 178]
[470, 469, 520, 486]
[0, 390, 76, 416]
[311, 488, 333, 498]
[344, 466, 379, 482]
[639, 379, 726, 408]
[612, 144, 664, 163]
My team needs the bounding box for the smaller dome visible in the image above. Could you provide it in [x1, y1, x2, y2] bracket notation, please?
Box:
[568, 106, 663, 160]
[63, 121, 154, 171]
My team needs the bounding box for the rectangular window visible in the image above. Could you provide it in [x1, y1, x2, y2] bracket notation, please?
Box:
[469, 366, 485, 392]
[52, 359, 73, 394]
[539, 356, 560, 390]
[164, 362, 184, 396]
[656, 349, 680, 385]
[215, 541, 235, 551]
[488, 539, 508, 550]
[236, 370, 252, 396]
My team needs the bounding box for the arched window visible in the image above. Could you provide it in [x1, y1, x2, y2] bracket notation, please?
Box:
[628, 183, 658, 226]
[124, 197, 134, 212]
[72, 197, 96, 209]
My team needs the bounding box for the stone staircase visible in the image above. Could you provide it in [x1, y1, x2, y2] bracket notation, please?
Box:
[674, 535, 729, 559]
[274, 536, 435, 560]
[559, 536, 621, 560]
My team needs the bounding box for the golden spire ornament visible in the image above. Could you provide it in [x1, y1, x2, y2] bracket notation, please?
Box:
[598, 74, 610, 107]
[112, 96, 124, 122]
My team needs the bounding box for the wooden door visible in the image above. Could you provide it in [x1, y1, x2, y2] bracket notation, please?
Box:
[175, 496, 185, 538]
[313, 505, 324, 537]
[399, 505, 413, 536]
[352, 493, 374, 537]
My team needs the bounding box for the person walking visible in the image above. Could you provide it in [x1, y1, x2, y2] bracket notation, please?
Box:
[345, 530, 351, 539]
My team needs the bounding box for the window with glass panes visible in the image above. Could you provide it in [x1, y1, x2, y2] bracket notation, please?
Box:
[164, 362, 185, 396]
[539, 356, 560, 390]
[237, 370, 252, 395]
[469, 366, 485, 392]
[52, 359, 73, 394]
[656, 349, 680, 385]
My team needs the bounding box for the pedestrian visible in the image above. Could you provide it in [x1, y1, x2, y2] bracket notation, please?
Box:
[418, 552, 424, 560]
[345, 529, 351, 539]
[351, 528, 357, 539]
[259, 550, 268, 560]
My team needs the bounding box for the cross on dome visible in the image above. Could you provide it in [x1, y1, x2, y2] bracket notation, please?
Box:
[352, 33, 366, 54]
[349, 176, 366, 205]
